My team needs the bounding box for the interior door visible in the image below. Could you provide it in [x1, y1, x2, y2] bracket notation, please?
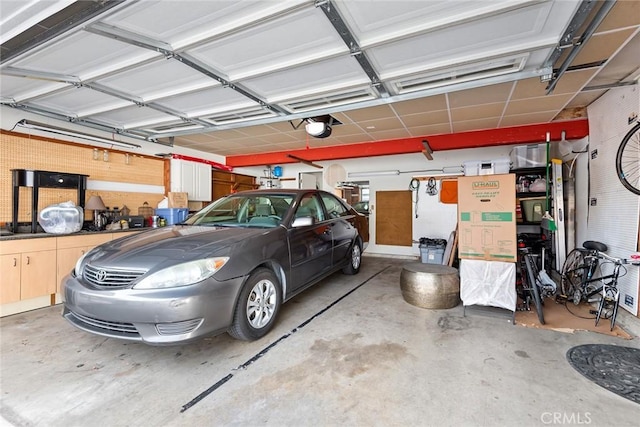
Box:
[300, 172, 322, 190]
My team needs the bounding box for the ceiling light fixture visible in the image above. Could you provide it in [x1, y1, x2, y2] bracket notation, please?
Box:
[305, 121, 331, 138]
[15, 119, 142, 149]
[290, 115, 341, 139]
[348, 170, 400, 177]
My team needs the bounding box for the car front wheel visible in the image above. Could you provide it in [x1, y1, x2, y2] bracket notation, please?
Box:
[342, 240, 362, 275]
[228, 268, 281, 341]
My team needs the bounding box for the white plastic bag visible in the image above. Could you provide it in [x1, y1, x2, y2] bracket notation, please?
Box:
[460, 259, 516, 311]
[38, 201, 83, 234]
[528, 178, 547, 192]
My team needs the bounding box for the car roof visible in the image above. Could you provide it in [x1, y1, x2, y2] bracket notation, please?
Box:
[230, 189, 330, 197]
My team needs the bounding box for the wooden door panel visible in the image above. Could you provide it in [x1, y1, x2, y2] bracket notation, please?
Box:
[20, 250, 56, 299]
[1, 254, 21, 304]
[375, 191, 413, 246]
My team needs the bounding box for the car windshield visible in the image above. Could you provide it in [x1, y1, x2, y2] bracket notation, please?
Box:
[185, 194, 294, 228]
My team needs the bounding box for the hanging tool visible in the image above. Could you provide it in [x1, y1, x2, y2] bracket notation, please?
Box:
[409, 178, 420, 218]
[425, 177, 438, 196]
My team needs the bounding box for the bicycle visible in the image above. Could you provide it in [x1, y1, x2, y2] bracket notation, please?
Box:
[516, 241, 556, 325]
[560, 240, 639, 330]
[616, 120, 640, 195]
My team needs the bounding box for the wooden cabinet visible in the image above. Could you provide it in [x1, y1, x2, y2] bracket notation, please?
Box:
[212, 170, 257, 200]
[0, 239, 56, 304]
[170, 159, 212, 201]
[56, 234, 112, 294]
[1, 231, 144, 315]
[1, 254, 21, 303]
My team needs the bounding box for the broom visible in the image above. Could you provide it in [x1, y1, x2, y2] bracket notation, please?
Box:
[541, 131, 557, 231]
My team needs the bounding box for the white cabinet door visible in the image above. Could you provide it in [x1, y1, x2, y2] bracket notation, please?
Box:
[170, 158, 184, 193]
[194, 162, 212, 201]
[170, 159, 212, 201]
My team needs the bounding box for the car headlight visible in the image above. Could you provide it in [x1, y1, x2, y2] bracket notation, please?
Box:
[74, 250, 91, 277]
[133, 257, 229, 290]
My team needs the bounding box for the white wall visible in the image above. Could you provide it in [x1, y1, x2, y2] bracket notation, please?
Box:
[585, 85, 640, 316]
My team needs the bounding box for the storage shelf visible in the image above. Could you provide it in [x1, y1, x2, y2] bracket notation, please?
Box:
[517, 192, 546, 198]
[511, 166, 548, 174]
[515, 166, 547, 228]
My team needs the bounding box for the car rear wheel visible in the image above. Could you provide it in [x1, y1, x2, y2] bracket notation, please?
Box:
[228, 268, 281, 341]
[342, 241, 362, 275]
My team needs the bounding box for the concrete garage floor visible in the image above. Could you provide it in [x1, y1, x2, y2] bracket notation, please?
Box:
[1, 257, 639, 427]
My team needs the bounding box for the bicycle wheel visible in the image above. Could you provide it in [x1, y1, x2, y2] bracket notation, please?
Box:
[616, 121, 640, 195]
[525, 254, 545, 324]
[561, 249, 586, 298]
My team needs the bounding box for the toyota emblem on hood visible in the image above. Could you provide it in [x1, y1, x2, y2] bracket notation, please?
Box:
[96, 270, 108, 282]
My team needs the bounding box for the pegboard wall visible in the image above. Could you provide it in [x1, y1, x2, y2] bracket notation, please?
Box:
[587, 85, 639, 316]
[1, 131, 166, 224]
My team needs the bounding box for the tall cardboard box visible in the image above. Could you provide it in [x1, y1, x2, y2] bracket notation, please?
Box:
[168, 192, 189, 208]
[457, 174, 516, 262]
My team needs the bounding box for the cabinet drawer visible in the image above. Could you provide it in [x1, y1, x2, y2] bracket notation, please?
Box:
[37, 172, 82, 188]
[0, 238, 56, 255]
[57, 234, 112, 249]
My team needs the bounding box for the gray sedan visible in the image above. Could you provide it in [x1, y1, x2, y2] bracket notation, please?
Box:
[62, 189, 369, 345]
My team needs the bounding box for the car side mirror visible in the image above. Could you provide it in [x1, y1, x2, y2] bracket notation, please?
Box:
[292, 216, 314, 227]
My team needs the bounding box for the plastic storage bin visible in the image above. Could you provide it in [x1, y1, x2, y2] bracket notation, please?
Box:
[419, 238, 447, 264]
[421, 247, 445, 264]
[463, 158, 510, 176]
[510, 144, 547, 168]
[521, 197, 545, 223]
[155, 208, 189, 225]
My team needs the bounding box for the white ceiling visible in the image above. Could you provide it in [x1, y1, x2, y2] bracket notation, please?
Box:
[1, 0, 639, 164]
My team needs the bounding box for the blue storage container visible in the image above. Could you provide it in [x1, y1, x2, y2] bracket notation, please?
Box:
[155, 208, 189, 225]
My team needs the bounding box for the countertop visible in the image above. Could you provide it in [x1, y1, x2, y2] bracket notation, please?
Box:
[0, 227, 148, 241]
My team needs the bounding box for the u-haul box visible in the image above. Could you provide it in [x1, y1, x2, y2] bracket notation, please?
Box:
[457, 174, 516, 262]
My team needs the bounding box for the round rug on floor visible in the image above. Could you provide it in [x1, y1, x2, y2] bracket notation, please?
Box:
[566, 344, 640, 404]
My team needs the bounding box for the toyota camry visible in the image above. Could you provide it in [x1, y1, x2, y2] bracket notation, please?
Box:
[61, 189, 369, 345]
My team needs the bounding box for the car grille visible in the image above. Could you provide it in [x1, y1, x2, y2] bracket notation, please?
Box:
[156, 319, 203, 336]
[83, 264, 145, 288]
[68, 310, 138, 335]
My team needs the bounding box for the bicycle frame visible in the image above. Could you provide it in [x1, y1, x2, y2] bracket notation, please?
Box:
[564, 251, 624, 303]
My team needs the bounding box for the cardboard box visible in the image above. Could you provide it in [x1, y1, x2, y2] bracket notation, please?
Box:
[457, 174, 516, 262]
[168, 192, 188, 208]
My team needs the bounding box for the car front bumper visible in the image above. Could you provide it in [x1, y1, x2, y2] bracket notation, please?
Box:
[61, 273, 246, 345]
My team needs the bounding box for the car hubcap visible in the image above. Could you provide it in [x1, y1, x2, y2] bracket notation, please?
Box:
[247, 279, 277, 329]
[352, 245, 361, 269]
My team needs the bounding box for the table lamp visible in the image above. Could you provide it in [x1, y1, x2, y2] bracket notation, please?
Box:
[86, 195, 107, 230]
